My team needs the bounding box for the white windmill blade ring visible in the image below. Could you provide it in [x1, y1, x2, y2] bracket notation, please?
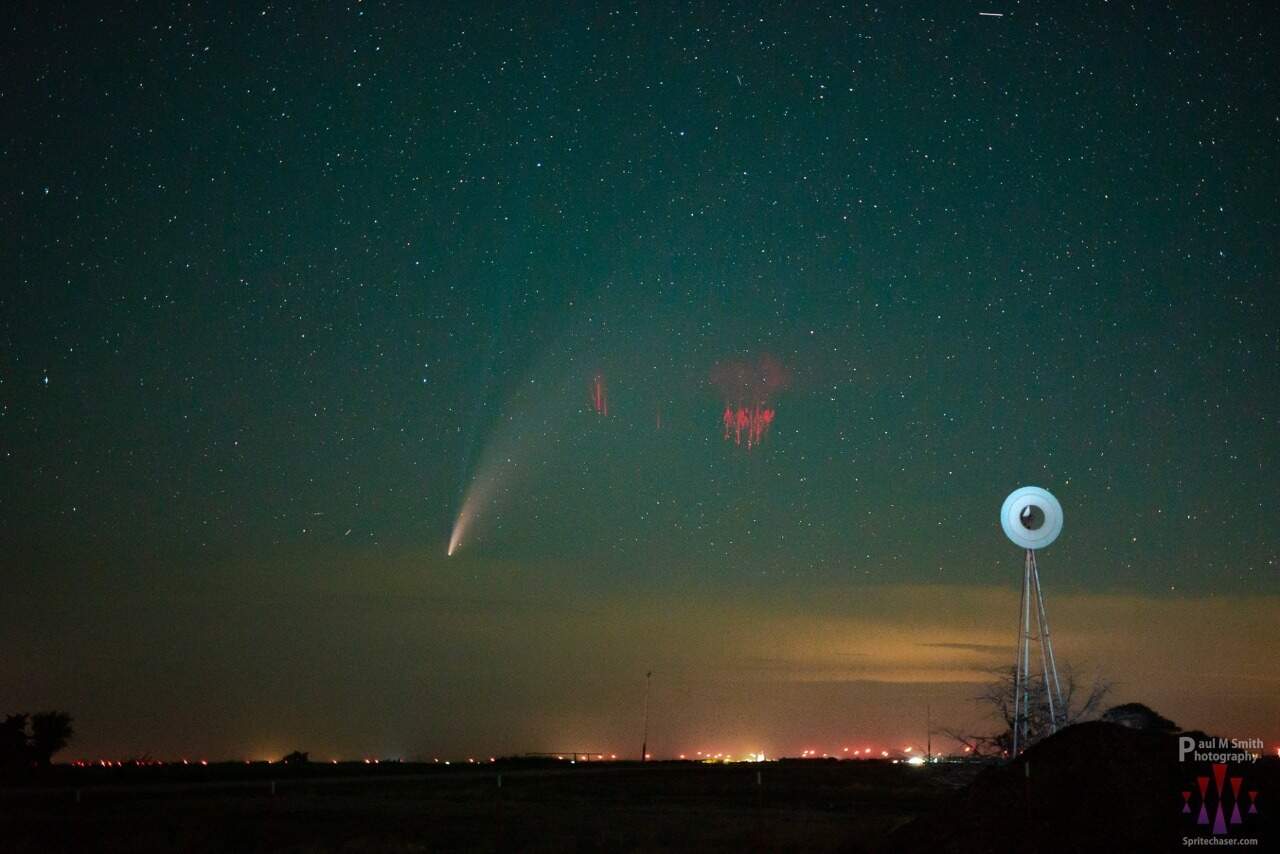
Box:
[1001, 486, 1063, 550]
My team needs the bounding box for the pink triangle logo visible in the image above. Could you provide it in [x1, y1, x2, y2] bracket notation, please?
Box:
[1213, 804, 1227, 835]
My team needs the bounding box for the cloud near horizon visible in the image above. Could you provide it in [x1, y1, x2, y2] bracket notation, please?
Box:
[7, 549, 1275, 760]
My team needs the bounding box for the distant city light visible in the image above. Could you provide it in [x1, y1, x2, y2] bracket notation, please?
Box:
[58, 739, 1006, 772]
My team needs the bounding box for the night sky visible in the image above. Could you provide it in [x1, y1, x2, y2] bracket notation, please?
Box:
[3, 3, 1277, 762]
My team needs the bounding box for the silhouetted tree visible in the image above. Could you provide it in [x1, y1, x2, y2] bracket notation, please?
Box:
[278, 750, 310, 765]
[944, 665, 1111, 757]
[28, 711, 74, 766]
[0, 714, 30, 768]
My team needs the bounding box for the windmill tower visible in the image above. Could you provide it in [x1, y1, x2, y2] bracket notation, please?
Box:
[1000, 486, 1065, 756]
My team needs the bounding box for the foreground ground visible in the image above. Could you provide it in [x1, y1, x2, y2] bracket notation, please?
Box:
[1, 759, 971, 853]
[3, 724, 1275, 852]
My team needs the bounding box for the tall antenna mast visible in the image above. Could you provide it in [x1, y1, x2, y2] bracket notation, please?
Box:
[926, 702, 931, 760]
[640, 670, 652, 762]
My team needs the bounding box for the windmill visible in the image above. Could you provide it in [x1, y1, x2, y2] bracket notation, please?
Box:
[1000, 486, 1065, 755]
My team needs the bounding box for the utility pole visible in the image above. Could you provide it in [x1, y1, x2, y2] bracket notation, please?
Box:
[926, 703, 932, 761]
[640, 671, 652, 762]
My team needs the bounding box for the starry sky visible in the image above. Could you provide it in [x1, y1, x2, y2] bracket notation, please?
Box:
[3, 2, 1277, 761]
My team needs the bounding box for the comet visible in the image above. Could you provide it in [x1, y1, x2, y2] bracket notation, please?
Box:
[446, 354, 581, 556]
[446, 473, 494, 557]
[447, 329, 656, 556]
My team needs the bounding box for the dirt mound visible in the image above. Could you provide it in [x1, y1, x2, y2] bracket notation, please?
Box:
[883, 721, 1275, 854]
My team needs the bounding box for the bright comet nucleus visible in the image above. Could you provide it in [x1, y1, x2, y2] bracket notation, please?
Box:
[447, 510, 466, 556]
[447, 482, 482, 556]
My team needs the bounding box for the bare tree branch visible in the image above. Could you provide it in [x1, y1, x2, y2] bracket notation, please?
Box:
[943, 665, 1111, 757]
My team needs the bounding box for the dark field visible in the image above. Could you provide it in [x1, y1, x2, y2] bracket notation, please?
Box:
[10, 723, 1276, 854]
[0, 759, 979, 853]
